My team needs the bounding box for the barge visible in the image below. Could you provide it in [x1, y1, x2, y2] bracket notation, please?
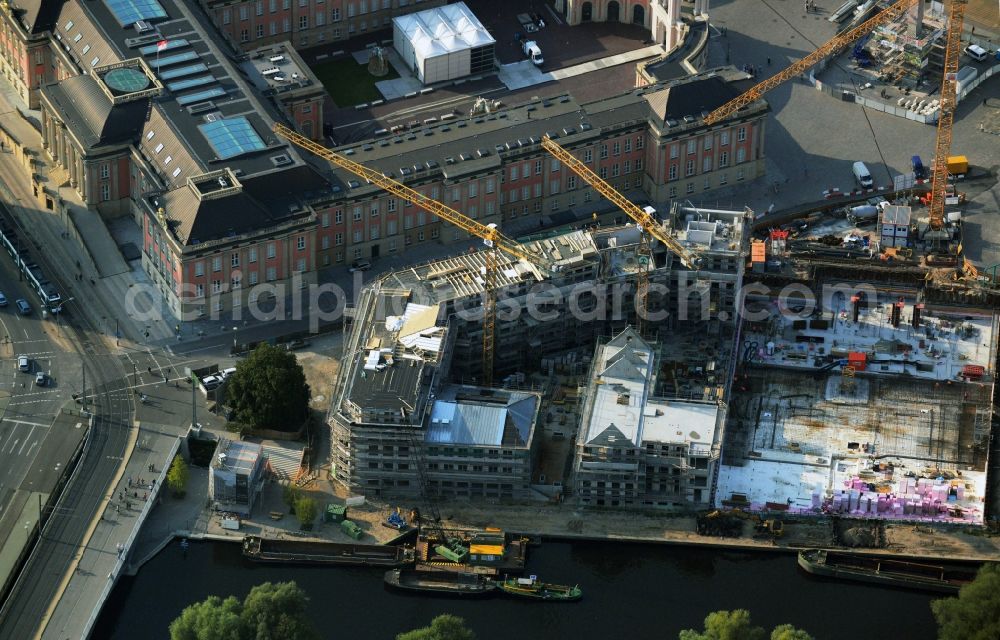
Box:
[496, 576, 582, 602]
[797, 549, 979, 594]
[242, 536, 414, 567]
[384, 568, 496, 597]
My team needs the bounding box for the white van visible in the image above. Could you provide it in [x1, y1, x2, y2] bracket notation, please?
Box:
[964, 44, 988, 62]
[852, 162, 873, 189]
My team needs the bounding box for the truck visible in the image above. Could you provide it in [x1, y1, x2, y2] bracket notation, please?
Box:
[946, 155, 968, 178]
[522, 40, 543, 66]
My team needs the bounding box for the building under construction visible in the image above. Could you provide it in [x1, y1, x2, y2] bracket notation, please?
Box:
[327, 205, 752, 501]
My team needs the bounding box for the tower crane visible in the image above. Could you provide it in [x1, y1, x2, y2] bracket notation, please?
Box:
[274, 123, 553, 386]
[927, 0, 966, 231]
[541, 135, 702, 336]
[703, 0, 917, 125]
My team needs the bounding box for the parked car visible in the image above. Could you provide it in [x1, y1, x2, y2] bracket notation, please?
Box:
[0, 291, 7, 306]
[221, 367, 237, 379]
[349, 259, 372, 273]
[964, 44, 988, 62]
[35, 372, 48, 387]
[285, 338, 310, 350]
[201, 375, 222, 390]
[17, 355, 30, 372]
[15, 299, 31, 315]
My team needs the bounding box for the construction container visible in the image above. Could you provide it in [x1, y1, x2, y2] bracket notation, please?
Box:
[325, 504, 347, 523]
[341, 519, 363, 539]
[847, 352, 867, 371]
[946, 156, 968, 176]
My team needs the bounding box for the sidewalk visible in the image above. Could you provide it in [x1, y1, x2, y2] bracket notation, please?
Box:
[40, 427, 183, 640]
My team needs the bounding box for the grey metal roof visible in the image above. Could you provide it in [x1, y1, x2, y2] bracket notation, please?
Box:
[10, 0, 63, 34]
[426, 387, 537, 447]
[41, 74, 147, 149]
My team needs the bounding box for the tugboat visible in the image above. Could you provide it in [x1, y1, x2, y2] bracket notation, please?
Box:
[495, 575, 582, 602]
[384, 568, 496, 597]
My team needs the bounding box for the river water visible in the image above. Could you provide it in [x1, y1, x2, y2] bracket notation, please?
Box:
[94, 540, 939, 640]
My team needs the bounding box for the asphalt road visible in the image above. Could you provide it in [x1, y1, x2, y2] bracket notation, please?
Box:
[0, 246, 81, 547]
[0, 202, 134, 639]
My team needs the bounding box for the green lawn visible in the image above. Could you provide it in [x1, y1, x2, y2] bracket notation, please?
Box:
[312, 57, 399, 107]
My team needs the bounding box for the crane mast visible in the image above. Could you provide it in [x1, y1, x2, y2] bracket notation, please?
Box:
[703, 0, 916, 125]
[927, 0, 966, 230]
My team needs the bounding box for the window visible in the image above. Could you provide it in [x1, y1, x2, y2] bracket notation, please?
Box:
[584, 149, 593, 163]
[256, 0, 263, 16]
[232, 274, 242, 289]
[270, 0, 276, 11]
[239, 6, 249, 20]
[584, 191, 592, 203]
[686, 183, 695, 194]
[267, 243, 276, 259]
[417, 230, 424, 241]
[611, 164, 620, 177]
[100, 183, 110, 201]
[468, 182, 477, 198]
[702, 157, 712, 173]
[387, 198, 396, 212]
[195, 283, 204, 297]
[485, 201, 494, 216]
[687, 140, 696, 155]
[353, 206, 362, 221]
[212, 257, 222, 272]
[550, 158, 560, 172]
[704, 136, 713, 150]
[370, 202, 378, 216]
[451, 187, 460, 202]
[669, 186, 677, 198]
[719, 173, 727, 185]
[624, 138, 632, 153]
[163, 155, 172, 165]
[485, 178, 495, 194]
[370, 226, 379, 240]
[624, 160, 630, 174]
[567, 175, 577, 190]
[353, 230, 362, 243]
[737, 126, 747, 142]
[704, 177, 711, 191]
[685, 159, 695, 177]
[719, 152, 729, 168]
[332, 7, 341, 20]
[194, 261, 204, 277]
[212, 279, 222, 293]
[297, 236, 306, 250]
[223, 10, 230, 24]
[737, 167, 745, 181]
[534, 159, 543, 175]
[736, 148, 746, 164]
[335, 232, 343, 246]
[100, 164, 110, 179]
[249, 247, 257, 263]
[387, 220, 397, 235]
[322, 212, 330, 227]
[231, 252, 239, 268]
[533, 183, 542, 198]
[636, 136, 644, 150]
[599, 166, 607, 179]
[299, 15, 308, 29]
[613, 141, 620, 156]
[283, 17, 290, 31]
[316, 12, 325, 26]
[521, 186, 530, 200]
[635, 158, 643, 171]
[468, 205, 477, 218]
[321, 236, 329, 250]
[510, 165, 518, 181]
[296, 258, 306, 272]
[600, 145, 608, 159]
[388, 238, 396, 252]
[670, 144, 679, 159]
[720, 131, 729, 146]
[348, 2, 355, 17]
[270, 21, 277, 35]
[256, 24, 264, 37]
[509, 188, 518, 203]
[154, 143, 164, 154]
[266, 267, 277, 281]
[240, 29, 249, 42]
[248, 271, 258, 285]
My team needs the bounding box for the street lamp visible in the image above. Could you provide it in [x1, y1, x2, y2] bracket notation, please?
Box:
[233, 325, 238, 351]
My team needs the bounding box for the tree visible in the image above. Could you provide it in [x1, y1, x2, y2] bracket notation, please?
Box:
[167, 455, 189, 498]
[295, 497, 317, 529]
[225, 343, 310, 431]
[932, 563, 1000, 640]
[169, 595, 242, 640]
[169, 581, 318, 640]
[397, 614, 476, 640]
[282, 484, 301, 513]
[680, 610, 765, 640]
[770, 625, 813, 640]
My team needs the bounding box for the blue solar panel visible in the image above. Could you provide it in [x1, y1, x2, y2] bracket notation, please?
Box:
[150, 51, 198, 69]
[199, 117, 267, 160]
[139, 39, 189, 55]
[104, 0, 167, 27]
[159, 63, 208, 80]
[168, 76, 215, 92]
[176, 87, 226, 106]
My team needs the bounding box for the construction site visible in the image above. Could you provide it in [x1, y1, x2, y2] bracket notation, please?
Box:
[260, 0, 1000, 531]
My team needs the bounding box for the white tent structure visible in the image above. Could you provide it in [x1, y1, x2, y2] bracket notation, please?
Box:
[393, 2, 496, 85]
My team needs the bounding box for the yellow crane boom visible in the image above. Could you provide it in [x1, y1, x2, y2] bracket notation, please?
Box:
[273, 123, 553, 272]
[541, 135, 701, 269]
[928, 0, 966, 230]
[703, 0, 916, 125]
